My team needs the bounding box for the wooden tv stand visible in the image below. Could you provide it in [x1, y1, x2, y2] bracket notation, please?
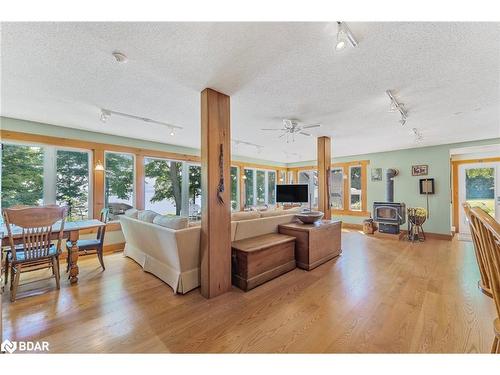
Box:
[279, 219, 342, 270]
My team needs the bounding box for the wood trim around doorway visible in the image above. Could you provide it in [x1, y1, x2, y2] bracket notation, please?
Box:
[451, 157, 500, 233]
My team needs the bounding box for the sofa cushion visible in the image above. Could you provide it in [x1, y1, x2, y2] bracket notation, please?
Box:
[124, 208, 139, 218]
[234, 214, 297, 241]
[260, 208, 286, 218]
[153, 215, 189, 230]
[231, 210, 261, 221]
[138, 210, 159, 223]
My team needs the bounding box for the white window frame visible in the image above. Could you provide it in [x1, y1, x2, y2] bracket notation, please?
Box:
[244, 168, 277, 208]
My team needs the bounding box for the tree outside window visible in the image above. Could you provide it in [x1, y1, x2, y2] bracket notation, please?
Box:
[105, 152, 134, 218]
[350, 166, 362, 211]
[230, 166, 239, 211]
[144, 158, 182, 216]
[56, 150, 90, 221]
[1, 143, 44, 209]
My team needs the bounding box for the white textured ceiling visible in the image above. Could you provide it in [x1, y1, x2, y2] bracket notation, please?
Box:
[1, 22, 499, 163]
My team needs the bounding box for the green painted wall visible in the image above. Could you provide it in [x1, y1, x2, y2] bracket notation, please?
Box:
[0, 116, 286, 168]
[290, 139, 500, 234]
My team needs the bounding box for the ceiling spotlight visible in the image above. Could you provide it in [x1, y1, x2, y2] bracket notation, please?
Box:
[112, 51, 128, 64]
[410, 128, 423, 142]
[335, 22, 358, 51]
[169, 128, 175, 136]
[389, 101, 397, 113]
[100, 109, 111, 123]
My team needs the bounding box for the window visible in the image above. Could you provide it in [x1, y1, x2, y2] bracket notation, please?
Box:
[189, 164, 201, 219]
[144, 157, 182, 216]
[1, 143, 92, 221]
[268, 171, 276, 204]
[299, 170, 318, 208]
[244, 168, 277, 208]
[279, 170, 286, 184]
[230, 166, 239, 211]
[105, 152, 135, 218]
[256, 170, 266, 206]
[329, 162, 366, 214]
[56, 150, 90, 221]
[1, 143, 44, 209]
[349, 166, 362, 211]
[330, 167, 344, 210]
[287, 171, 295, 184]
[244, 169, 254, 208]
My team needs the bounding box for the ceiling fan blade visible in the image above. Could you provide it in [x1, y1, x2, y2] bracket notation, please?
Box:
[299, 132, 312, 136]
[279, 132, 286, 138]
[302, 124, 321, 129]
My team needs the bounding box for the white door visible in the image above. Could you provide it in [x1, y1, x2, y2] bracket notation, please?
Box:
[458, 162, 500, 236]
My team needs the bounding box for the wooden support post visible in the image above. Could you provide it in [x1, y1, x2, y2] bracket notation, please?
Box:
[200, 88, 232, 298]
[317, 136, 332, 220]
[135, 154, 145, 210]
[93, 148, 105, 219]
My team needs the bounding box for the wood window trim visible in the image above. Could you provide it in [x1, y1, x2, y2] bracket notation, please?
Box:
[1, 130, 288, 220]
[450, 156, 500, 233]
[287, 160, 370, 216]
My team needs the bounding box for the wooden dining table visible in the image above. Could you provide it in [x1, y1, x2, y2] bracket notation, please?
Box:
[1, 219, 106, 284]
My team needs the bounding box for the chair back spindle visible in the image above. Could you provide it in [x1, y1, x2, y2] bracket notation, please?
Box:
[3, 206, 67, 261]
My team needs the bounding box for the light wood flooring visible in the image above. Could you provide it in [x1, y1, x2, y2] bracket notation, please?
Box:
[2, 230, 497, 353]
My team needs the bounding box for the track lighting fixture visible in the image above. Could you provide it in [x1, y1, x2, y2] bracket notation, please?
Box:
[409, 128, 423, 142]
[98, 108, 183, 134]
[100, 109, 111, 123]
[335, 22, 358, 51]
[112, 51, 128, 64]
[386, 90, 408, 126]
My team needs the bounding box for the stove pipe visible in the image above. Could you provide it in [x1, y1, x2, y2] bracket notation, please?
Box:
[386, 168, 398, 202]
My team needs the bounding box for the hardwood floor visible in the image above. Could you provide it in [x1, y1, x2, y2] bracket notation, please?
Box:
[2, 230, 497, 353]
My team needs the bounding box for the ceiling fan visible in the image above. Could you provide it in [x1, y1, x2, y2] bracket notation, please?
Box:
[261, 119, 321, 143]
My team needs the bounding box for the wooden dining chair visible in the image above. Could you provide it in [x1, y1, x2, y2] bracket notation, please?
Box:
[3, 206, 66, 302]
[469, 207, 500, 353]
[66, 208, 109, 271]
[463, 203, 493, 297]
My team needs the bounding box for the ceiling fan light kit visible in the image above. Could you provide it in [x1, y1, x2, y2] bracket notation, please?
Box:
[261, 119, 321, 143]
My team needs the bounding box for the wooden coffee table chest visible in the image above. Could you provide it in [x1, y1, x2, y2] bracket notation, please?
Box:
[231, 233, 296, 291]
[279, 219, 342, 270]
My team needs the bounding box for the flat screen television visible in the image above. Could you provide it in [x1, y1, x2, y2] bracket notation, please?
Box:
[276, 184, 309, 203]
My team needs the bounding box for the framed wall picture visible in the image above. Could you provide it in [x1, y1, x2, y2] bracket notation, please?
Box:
[412, 164, 428, 176]
[371, 168, 382, 181]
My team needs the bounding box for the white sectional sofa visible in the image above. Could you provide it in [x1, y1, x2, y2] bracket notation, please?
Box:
[120, 208, 300, 294]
